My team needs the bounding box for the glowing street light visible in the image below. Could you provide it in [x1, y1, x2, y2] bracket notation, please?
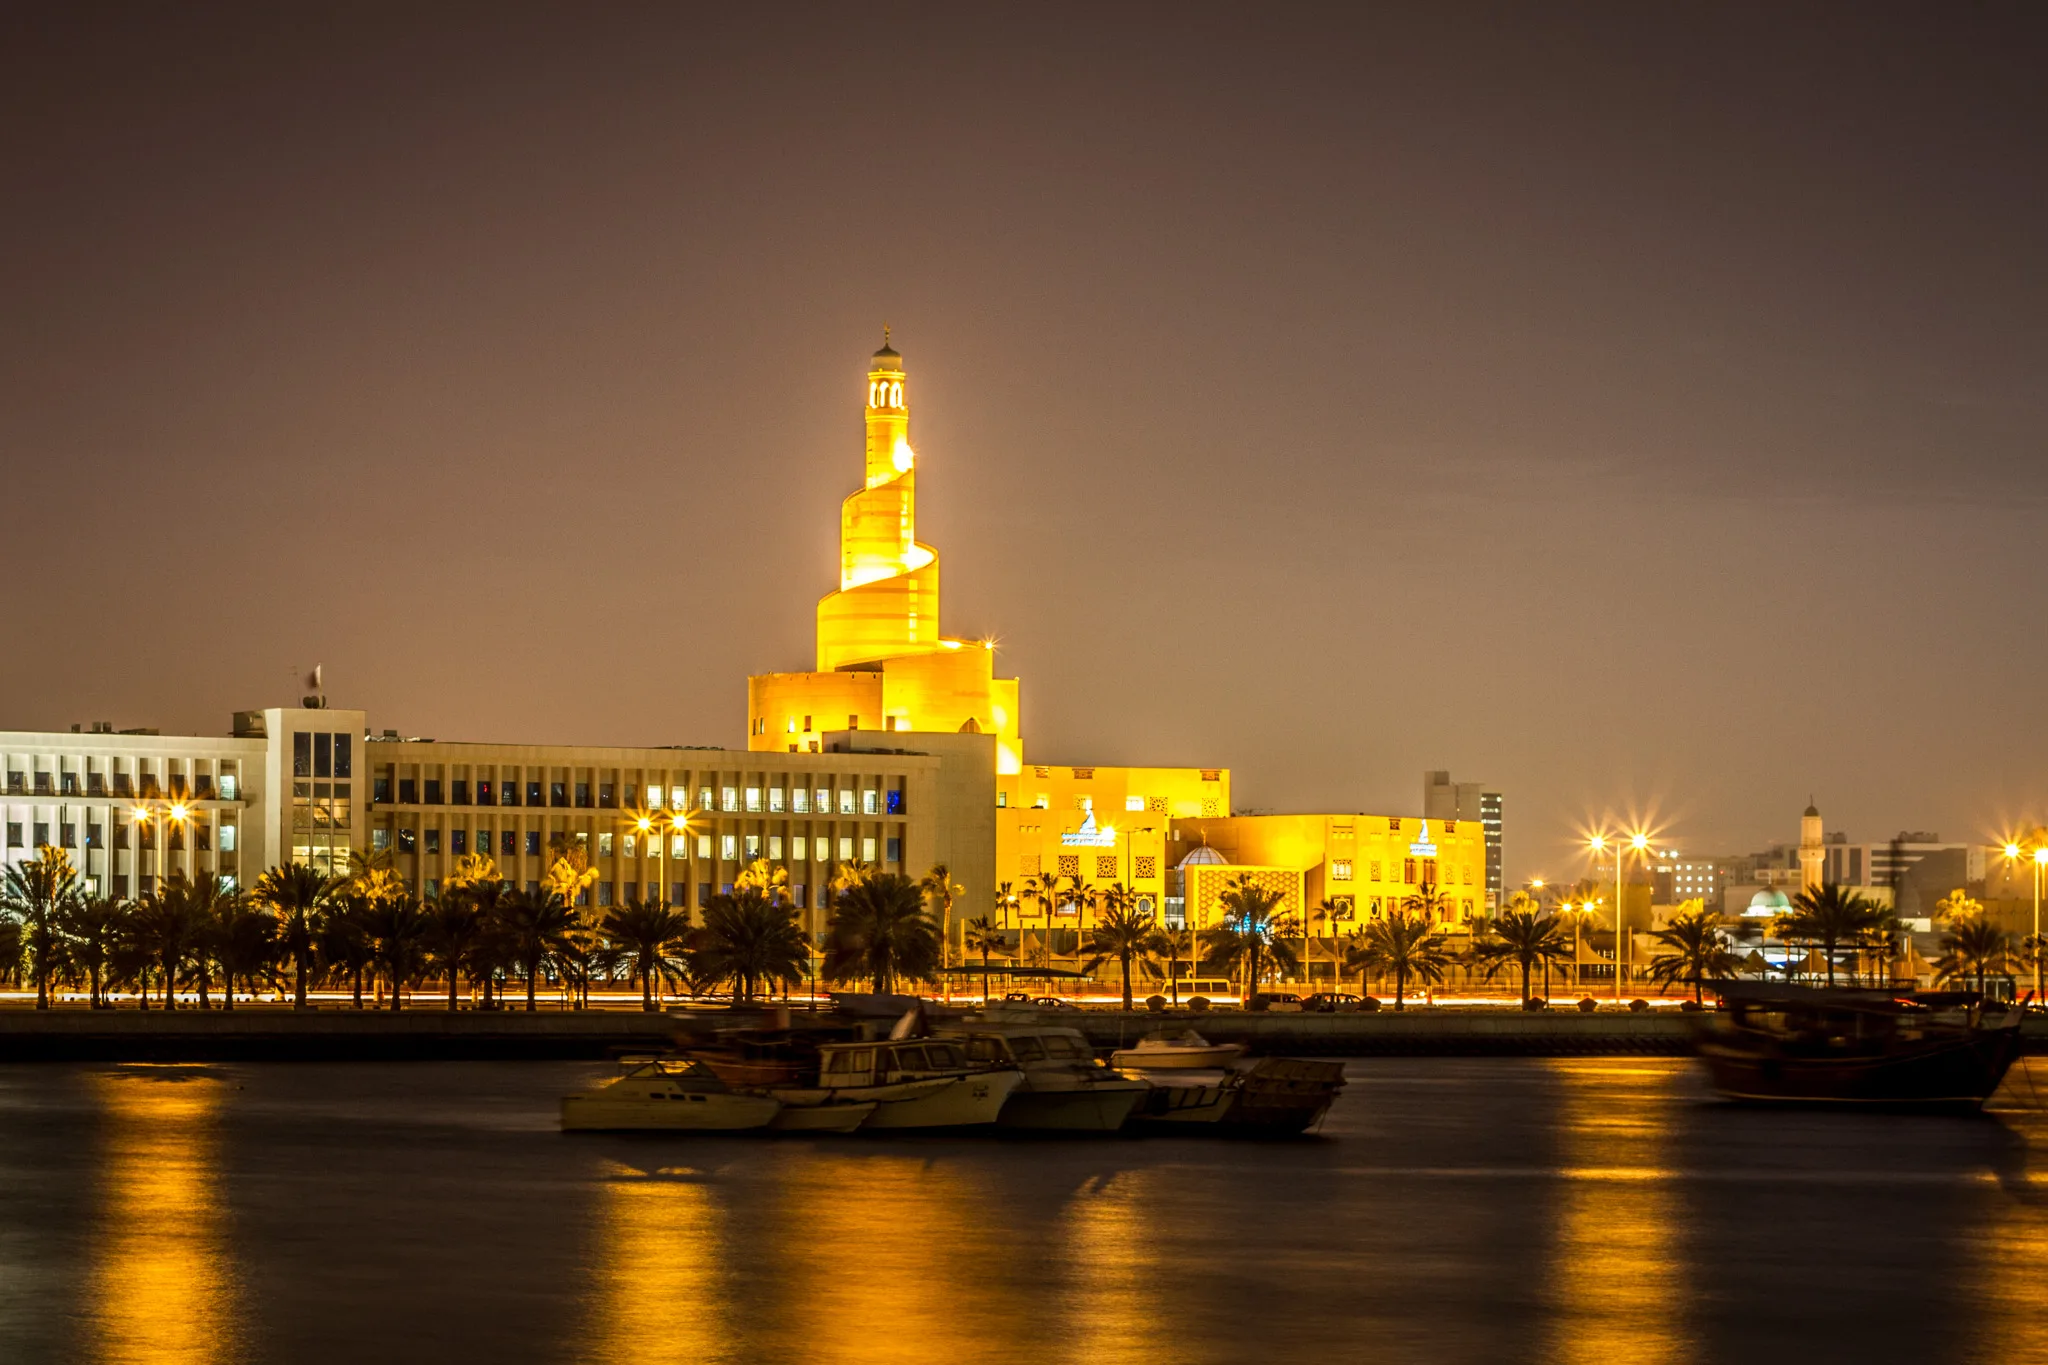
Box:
[1589, 829, 1655, 1004]
[2003, 836, 2048, 1000]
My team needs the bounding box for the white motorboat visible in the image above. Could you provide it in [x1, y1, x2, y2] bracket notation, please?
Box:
[767, 1100, 877, 1133]
[773, 1037, 1022, 1130]
[560, 1057, 782, 1133]
[1120, 1057, 1347, 1136]
[949, 1026, 1150, 1132]
[1108, 1031, 1245, 1070]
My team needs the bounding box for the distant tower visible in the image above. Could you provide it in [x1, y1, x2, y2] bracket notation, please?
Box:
[1799, 799, 1825, 895]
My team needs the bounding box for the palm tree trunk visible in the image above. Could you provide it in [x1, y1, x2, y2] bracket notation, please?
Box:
[222, 970, 235, 1010]
[526, 961, 538, 1011]
[1394, 963, 1406, 1011]
[1121, 949, 1133, 1012]
[641, 964, 654, 1012]
[1520, 959, 1531, 1005]
[162, 953, 178, 1009]
[449, 966, 460, 1012]
[294, 945, 309, 1009]
[352, 966, 363, 1009]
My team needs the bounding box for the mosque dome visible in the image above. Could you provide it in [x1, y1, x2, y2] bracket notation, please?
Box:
[1746, 889, 1792, 917]
[1804, 802, 1820, 818]
[1177, 846, 1230, 869]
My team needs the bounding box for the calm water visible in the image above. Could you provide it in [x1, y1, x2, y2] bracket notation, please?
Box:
[4, 1056, 2048, 1364]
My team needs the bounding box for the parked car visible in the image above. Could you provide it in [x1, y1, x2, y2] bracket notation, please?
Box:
[1303, 992, 1363, 1013]
[1258, 992, 1308, 1013]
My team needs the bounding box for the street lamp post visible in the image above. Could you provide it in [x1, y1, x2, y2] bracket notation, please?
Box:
[2004, 840, 2048, 1000]
[1589, 832, 1650, 1004]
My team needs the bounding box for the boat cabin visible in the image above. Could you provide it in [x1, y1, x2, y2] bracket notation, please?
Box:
[952, 1029, 1100, 1070]
[816, 1038, 984, 1087]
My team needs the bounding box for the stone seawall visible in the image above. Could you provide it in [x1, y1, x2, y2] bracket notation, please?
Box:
[1070, 1010, 1697, 1056]
[0, 1010, 696, 1061]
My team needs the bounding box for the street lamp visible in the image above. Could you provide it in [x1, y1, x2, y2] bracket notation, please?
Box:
[1589, 831, 1651, 1004]
[2004, 839, 2048, 1000]
[627, 808, 690, 908]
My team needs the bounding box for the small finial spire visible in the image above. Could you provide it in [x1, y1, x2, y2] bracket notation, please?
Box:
[883, 323, 891, 348]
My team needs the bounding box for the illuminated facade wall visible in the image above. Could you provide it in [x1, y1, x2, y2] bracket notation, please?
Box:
[1167, 813, 1490, 935]
[993, 764, 1228, 927]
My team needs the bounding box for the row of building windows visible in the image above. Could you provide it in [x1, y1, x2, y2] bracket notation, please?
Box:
[3, 770, 240, 799]
[1327, 857, 1477, 886]
[371, 827, 903, 865]
[6, 821, 236, 853]
[371, 777, 904, 816]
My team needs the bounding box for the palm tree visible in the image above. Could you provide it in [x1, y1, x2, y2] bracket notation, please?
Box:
[1308, 897, 1350, 993]
[0, 845, 82, 1009]
[319, 893, 378, 1008]
[0, 918, 24, 995]
[1936, 916, 2015, 996]
[211, 902, 282, 1008]
[961, 915, 1007, 1002]
[599, 900, 694, 1010]
[1647, 905, 1744, 1005]
[363, 897, 431, 1010]
[1201, 874, 1298, 1001]
[463, 877, 518, 1010]
[253, 862, 337, 1009]
[825, 873, 939, 994]
[497, 888, 580, 1010]
[1778, 883, 1887, 987]
[60, 893, 127, 1009]
[1471, 909, 1574, 1005]
[1020, 871, 1059, 937]
[920, 863, 965, 987]
[994, 880, 1021, 931]
[1144, 924, 1195, 1005]
[1400, 881, 1457, 926]
[179, 873, 241, 1008]
[696, 887, 811, 1002]
[128, 881, 204, 1009]
[1347, 911, 1451, 1011]
[1083, 884, 1155, 1011]
[421, 894, 489, 1011]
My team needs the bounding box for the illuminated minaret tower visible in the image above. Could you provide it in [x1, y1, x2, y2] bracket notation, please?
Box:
[1799, 799, 1825, 895]
[817, 332, 941, 670]
[748, 333, 1022, 774]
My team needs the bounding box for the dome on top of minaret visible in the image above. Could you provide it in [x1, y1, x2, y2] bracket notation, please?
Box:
[871, 326, 902, 370]
[1804, 801, 1820, 818]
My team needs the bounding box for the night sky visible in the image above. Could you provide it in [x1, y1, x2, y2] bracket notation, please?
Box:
[4, 5, 2043, 878]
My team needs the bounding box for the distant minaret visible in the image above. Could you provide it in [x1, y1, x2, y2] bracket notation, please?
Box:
[1799, 799, 1825, 895]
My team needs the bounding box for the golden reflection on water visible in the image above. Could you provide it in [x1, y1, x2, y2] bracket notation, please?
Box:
[1545, 1060, 1687, 1365]
[87, 1067, 240, 1365]
[1977, 1059, 2048, 1360]
[777, 1155, 1002, 1363]
[1057, 1170, 1161, 1365]
[587, 1162, 727, 1365]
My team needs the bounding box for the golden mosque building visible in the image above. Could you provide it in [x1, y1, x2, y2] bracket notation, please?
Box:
[745, 336, 1491, 956]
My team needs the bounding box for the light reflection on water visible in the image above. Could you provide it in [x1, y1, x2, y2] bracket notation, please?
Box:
[3, 1058, 2046, 1365]
[86, 1066, 241, 1365]
[1544, 1059, 1685, 1365]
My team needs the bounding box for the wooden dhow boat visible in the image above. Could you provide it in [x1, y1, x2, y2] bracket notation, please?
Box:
[1692, 982, 2026, 1109]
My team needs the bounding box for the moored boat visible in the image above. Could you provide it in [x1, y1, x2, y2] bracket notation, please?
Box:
[770, 1037, 1024, 1130]
[1692, 982, 2025, 1109]
[946, 1025, 1150, 1132]
[1108, 1031, 1245, 1070]
[561, 1057, 782, 1133]
[1118, 1057, 1346, 1136]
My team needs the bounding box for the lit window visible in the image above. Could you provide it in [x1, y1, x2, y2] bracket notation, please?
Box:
[769, 836, 783, 859]
[598, 833, 614, 857]
[863, 837, 878, 863]
[722, 787, 738, 812]
[838, 836, 854, 861]
[769, 788, 785, 813]
[839, 790, 856, 815]
[745, 835, 761, 858]
[792, 836, 807, 860]
[745, 788, 762, 812]
[1332, 860, 1353, 882]
[862, 789, 879, 815]
[1033, 794, 1049, 810]
[1126, 796, 1145, 812]
[720, 834, 737, 861]
[792, 789, 810, 813]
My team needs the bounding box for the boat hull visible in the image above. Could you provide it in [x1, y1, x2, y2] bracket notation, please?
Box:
[767, 1101, 877, 1133]
[861, 1070, 1025, 1130]
[1695, 1027, 2023, 1108]
[1108, 1045, 1243, 1069]
[998, 1083, 1147, 1132]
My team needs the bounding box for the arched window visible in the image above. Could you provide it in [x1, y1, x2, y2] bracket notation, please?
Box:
[869, 381, 880, 407]
[889, 381, 902, 407]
